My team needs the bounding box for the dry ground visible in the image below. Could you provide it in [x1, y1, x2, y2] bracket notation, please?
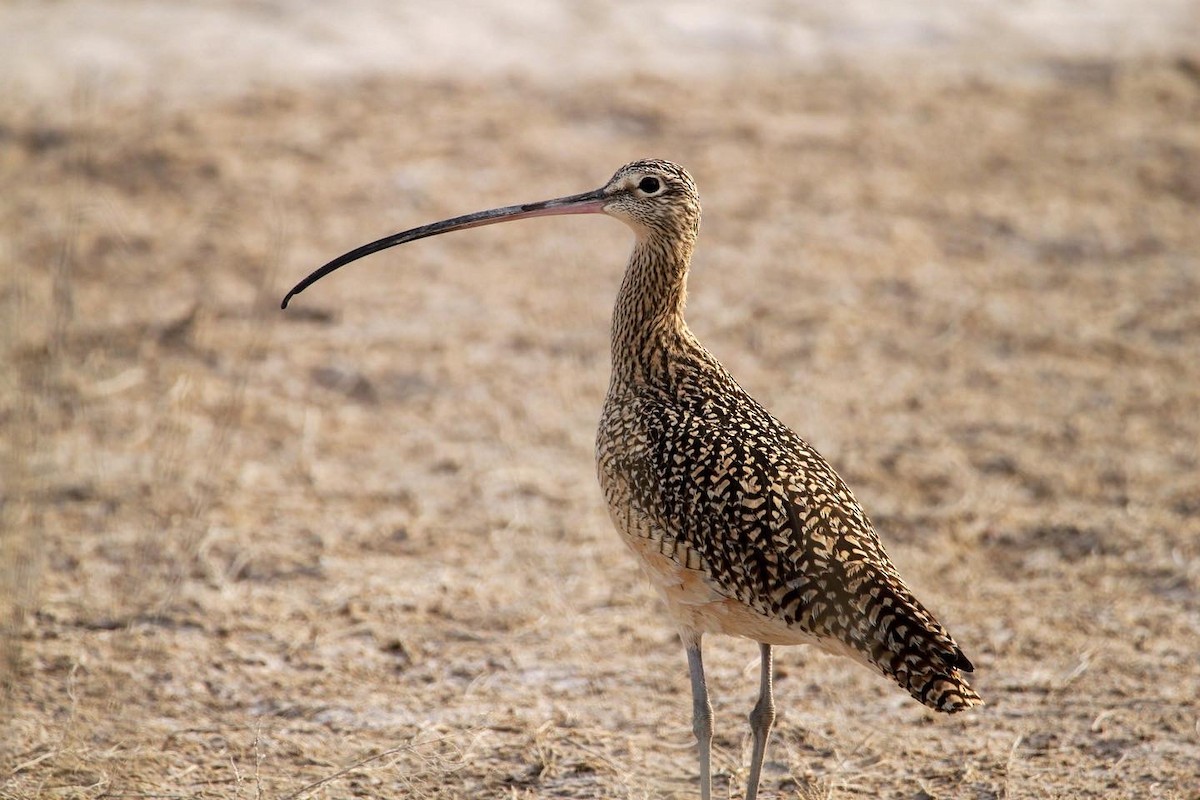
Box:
[3, 58, 1200, 798]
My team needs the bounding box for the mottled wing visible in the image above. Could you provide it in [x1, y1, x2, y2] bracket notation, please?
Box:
[619, 388, 981, 712]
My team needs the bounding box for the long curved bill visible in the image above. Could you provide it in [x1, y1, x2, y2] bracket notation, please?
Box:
[281, 187, 609, 309]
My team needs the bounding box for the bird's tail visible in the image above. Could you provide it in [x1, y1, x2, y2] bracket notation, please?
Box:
[853, 566, 982, 713]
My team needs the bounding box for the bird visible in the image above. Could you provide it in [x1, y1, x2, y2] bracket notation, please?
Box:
[282, 159, 982, 800]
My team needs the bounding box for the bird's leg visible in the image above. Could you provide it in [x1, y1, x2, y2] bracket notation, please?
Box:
[685, 636, 714, 800]
[745, 643, 776, 800]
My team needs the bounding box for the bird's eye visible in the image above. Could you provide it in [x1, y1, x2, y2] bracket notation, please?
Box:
[638, 176, 662, 194]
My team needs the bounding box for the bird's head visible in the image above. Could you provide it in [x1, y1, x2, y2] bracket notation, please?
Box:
[595, 159, 702, 239]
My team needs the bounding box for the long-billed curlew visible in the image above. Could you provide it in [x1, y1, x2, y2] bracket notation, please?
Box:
[282, 159, 981, 799]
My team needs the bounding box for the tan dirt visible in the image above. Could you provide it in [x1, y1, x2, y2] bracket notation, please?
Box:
[2, 59, 1199, 798]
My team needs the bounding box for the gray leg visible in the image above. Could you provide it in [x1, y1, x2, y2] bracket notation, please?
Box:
[745, 643, 776, 800]
[685, 636, 714, 800]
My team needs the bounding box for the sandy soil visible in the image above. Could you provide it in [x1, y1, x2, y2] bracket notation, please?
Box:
[2, 11, 1200, 800]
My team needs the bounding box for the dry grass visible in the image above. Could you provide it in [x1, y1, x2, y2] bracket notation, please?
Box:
[3, 58, 1199, 798]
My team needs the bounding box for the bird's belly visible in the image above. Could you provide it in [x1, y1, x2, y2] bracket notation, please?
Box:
[613, 520, 825, 649]
[596, 437, 850, 652]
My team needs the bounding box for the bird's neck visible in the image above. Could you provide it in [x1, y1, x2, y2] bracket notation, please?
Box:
[609, 233, 698, 385]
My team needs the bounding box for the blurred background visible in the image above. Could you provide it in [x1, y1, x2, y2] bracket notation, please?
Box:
[4, 1, 1200, 102]
[2, 2, 1198, 798]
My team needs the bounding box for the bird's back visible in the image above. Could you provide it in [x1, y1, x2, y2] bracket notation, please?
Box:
[597, 337, 981, 713]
